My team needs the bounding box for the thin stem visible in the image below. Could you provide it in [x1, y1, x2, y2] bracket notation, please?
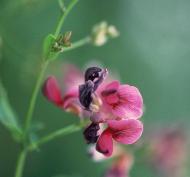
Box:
[58, 0, 66, 13]
[63, 36, 91, 52]
[28, 124, 84, 151]
[14, 1, 81, 177]
[24, 61, 49, 136]
[54, 0, 78, 38]
[14, 150, 27, 177]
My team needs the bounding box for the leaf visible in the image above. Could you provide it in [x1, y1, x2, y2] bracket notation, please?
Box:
[0, 81, 23, 141]
[42, 34, 59, 61]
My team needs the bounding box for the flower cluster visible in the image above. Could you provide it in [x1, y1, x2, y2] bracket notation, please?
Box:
[91, 21, 119, 46]
[103, 151, 134, 177]
[42, 64, 143, 157]
[148, 127, 188, 177]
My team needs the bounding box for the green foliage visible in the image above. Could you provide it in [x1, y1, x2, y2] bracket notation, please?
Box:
[42, 34, 59, 61]
[0, 82, 22, 141]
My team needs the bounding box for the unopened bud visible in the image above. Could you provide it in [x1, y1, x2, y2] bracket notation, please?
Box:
[107, 25, 119, 38]
[83, 123, 100, 144]
[52, 31, 72, 52]
[63, 31, 72, 47]
[91, 21, 119, 46]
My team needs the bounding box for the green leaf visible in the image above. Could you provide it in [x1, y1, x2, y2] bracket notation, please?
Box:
[42, 34, 59, 61]
[0, 82, 23, 141]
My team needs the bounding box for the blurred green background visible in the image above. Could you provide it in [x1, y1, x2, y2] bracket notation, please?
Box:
[0, 0, 190, 177]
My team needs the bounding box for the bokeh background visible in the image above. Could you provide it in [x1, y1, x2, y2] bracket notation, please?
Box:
[0, 0, 190, 177]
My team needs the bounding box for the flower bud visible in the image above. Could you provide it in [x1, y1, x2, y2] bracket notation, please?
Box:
[52, 31, 72, 52]
[91, 21, 119, 46]
[85, 66, 108, 90]
[79, 80, 94, 109]
[83, 123, 100, 144]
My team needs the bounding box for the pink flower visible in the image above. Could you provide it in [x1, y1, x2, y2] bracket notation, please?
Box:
[43, 76, 83, 116]
[104, 152, 134, 177]
[43, 76, 63, 106]
[96, 119, 143, 157]
[149, 127, 188, 177]
[62, 63, 83, 91]
[42, 64, 144, 157]
[100, 81, 143, 120]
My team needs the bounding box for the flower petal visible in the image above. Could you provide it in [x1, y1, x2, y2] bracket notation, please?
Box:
[63, 64, 83, 91]
[108, 119, 143, 144]
[62, 88, 78, 108]
[62, 88, 82, 115]
[112, 105, 129, 118]
[117, 84, 143, 119]
[105, 80, 120, 91]
[42, 76, 62, 105]
[96, 128, 113, 157]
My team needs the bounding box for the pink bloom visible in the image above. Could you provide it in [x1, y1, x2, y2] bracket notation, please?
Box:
[96, 119, 143, 157]
[100, 81, 143, 120]
[62, 63, 83, 91]
[104, 152, 134, 177]
[149, 127, 188, 177]
[88, 144, 124, 162]
[42, 64, 144, 158]
[43, 76, 83, 116]
[43, 76, 63, 106]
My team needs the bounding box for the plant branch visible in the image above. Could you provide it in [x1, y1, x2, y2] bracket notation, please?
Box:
[54, 0, 78, 38]
[14, 1, 86, 177]
[28, 124, 85, 151]
[63, 36, 91, 52]
[14, 150, 27, 177]
[24, 61, 49, 136]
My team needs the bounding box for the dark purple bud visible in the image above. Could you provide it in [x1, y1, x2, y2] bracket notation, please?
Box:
[85, 67, 108, 90]
[83, 122, 100, 144]
[79, 80, 94, 109]
[85, 67, 102, 81]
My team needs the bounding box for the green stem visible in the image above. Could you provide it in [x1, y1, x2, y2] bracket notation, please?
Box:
[14, 1, 81, 177]
[24, 61, 49, 136]
[63, 36, 91, 52]
[28, 124, 84, 151]
[54, 0, 78, 38]
[16, 61, 49, 177]
[14, 150, 27, 177]
[58, 0, 66, 13]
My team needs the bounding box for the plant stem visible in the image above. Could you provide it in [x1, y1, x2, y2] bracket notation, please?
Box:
[14, 150, 27, 177]
[14, 1, 80, 177]
[24, 61, 49, 136]
[63, 36, 91, 52]
[54, 0, 78, 38]
[15, 61, 49, 177]
[28, 124, 84, 151]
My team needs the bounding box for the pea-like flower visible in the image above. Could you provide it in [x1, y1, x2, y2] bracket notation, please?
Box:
[96, 119, 143, 157]
[100, 80, 143, 120]
[148, 127, 188, 177]
[104, 151, 134, 177]
[42, 64, 144, 157]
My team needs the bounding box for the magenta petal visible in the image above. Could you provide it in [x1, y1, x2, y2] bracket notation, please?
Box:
[62, 88, 79, 108]
[112, 105, 129, 118]
[42, 76, 62, 105]
[105, 80, 120, 90]
[117, 85, 143, 119]
[96, 129, 113, 157]
[108, 119, 143, 144]
[63, 64, 83, 90]
[112, 104, 143, 119]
